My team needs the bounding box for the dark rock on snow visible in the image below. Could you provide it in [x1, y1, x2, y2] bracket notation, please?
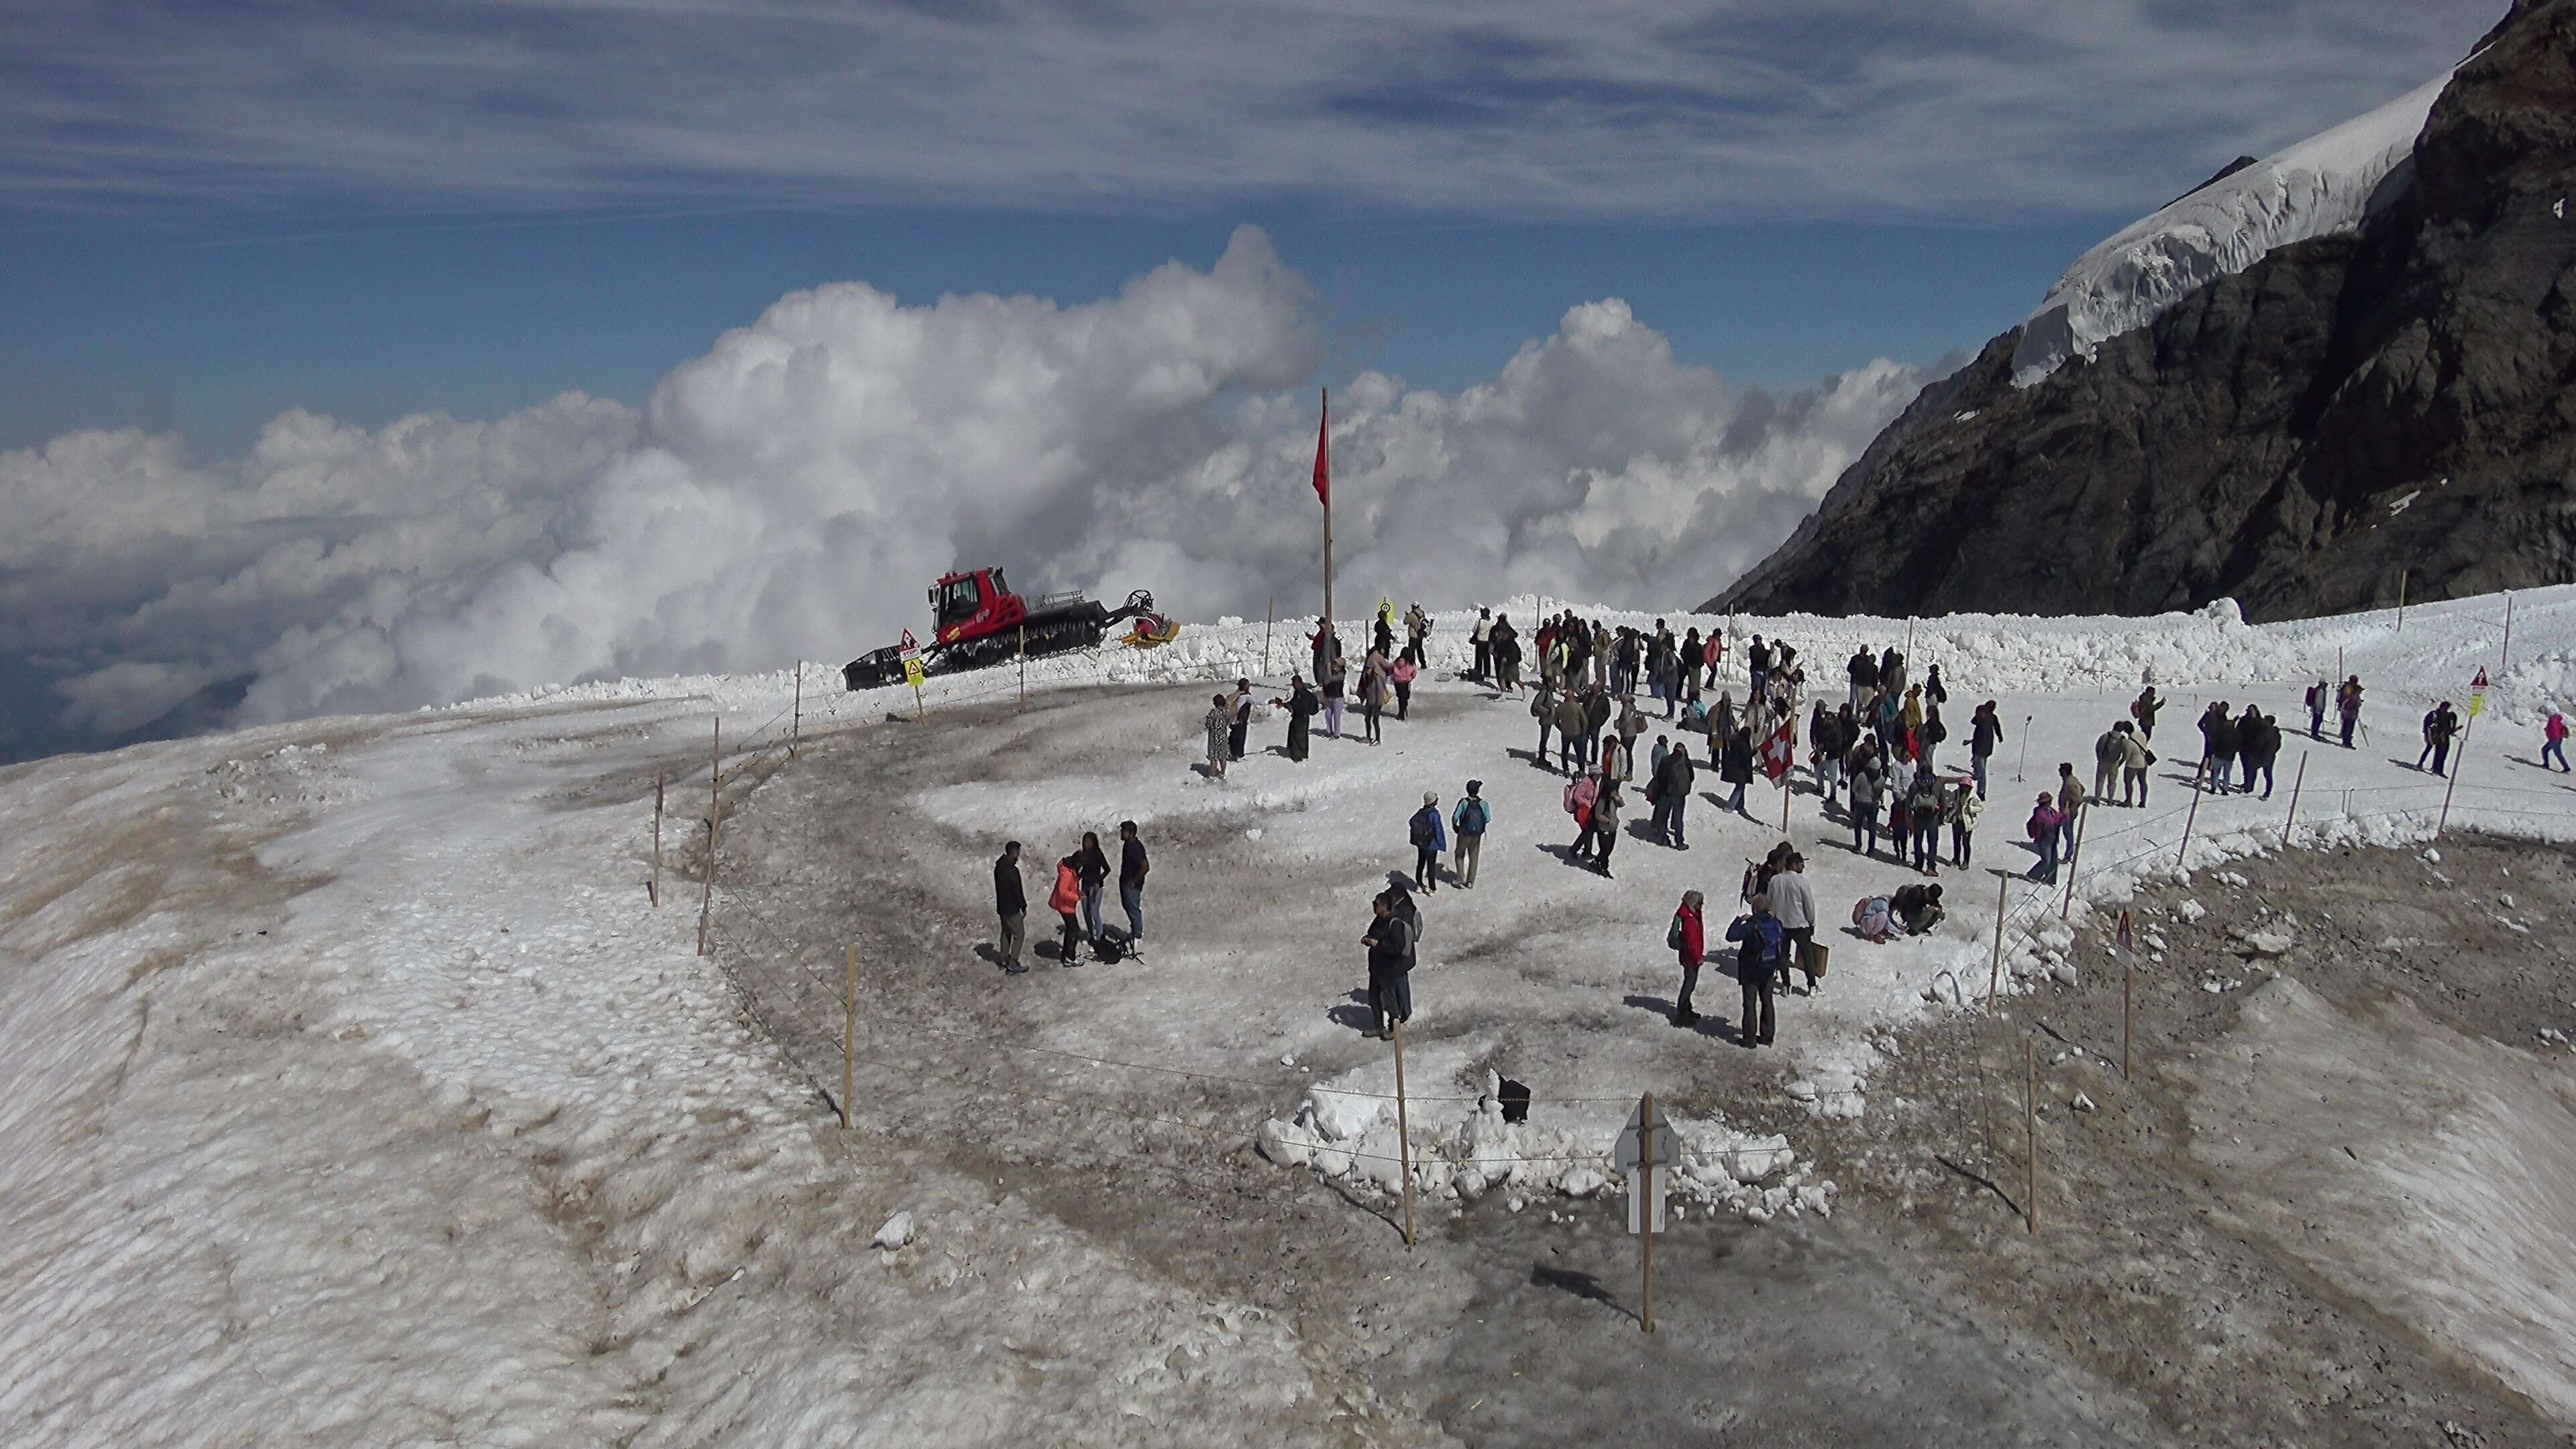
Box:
[1713, 0, 2576, 624]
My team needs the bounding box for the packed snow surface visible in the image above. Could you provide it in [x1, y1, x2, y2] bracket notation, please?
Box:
[7, 582, 2576, 1442]
[2011, 65, 2455, 386]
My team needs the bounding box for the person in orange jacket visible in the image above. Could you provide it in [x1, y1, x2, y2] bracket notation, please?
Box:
[1048, 851, 1084, 965]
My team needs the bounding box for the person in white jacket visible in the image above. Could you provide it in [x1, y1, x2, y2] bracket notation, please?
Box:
[1766, 852, 1819, 995]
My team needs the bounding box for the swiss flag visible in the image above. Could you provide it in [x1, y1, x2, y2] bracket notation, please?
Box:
[1760, 714, 1798, 782]
[1311, 390, 1330, 508]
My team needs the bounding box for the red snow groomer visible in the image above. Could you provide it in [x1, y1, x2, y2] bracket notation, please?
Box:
[843, 566, 1175, 690]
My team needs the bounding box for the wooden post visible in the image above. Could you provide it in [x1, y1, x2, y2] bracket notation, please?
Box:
[1018, 625, 1027, 712]
[1391, 1018, 1416, 1248]
[2284, 751, 2308, 845]
[1780, 771, 1792, 834]
[1320, 388, 1335, 640]
[2025, 1037, 2038, 1234]
[697, 812, 717, 956]
[2176, 757, 2206, 871]
[842, 944, 857, 1131]
[1988, 873, 2008, 1010]
[1263, 596, 1275, 678]
[792, 662, 802, 759]
[2396, 569, 2408, 633]
[2059, 804, 2088, 920]
[1640, 1088, 1658, 1336]
[2016, 716, 2032, 782]
[2502, 591, 2516, 672]
[2123, 946, 2134, 1081]
[2438, 711, 2471, 836]
[1905, 616, 1916, 658]
[651, 771, 664, 908]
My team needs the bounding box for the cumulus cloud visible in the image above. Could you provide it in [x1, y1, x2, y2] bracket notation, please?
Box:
[0, 228, 1919, 749]
[1, 1, 2492, 221]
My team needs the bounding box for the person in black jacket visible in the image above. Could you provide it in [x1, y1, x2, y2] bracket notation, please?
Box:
[1074, 831, 1111, 948]
[1360, 891, 1414, 1039]
[2419, 701, 2461, 776]
[1970, 701, 2002, 800]
[1118, 820, 1149, 945]
[1275, 675, 1319, 761]
[994, 841, 1028, 974]
[2198, 700, 2237, 794]
[1720, 722, 1754, 816]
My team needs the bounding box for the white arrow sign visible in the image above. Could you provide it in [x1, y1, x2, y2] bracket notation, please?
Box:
[1615, 1097, 1679, 1172]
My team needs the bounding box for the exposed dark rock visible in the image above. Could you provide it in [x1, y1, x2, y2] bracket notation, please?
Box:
[1713, 0, 2576, 623]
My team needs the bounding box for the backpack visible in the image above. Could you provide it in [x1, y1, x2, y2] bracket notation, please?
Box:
[1564, 775, 1597, 818]
[1409, 809, 1436, 847]
[1093, 934, 1128, 964]
[1458, 797, 1489, 835]
[1666, 910, 1686, 950]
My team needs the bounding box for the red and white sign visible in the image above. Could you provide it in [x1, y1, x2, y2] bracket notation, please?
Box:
[2471, 666, 2490, 690]
[900, 629, 919, 659]
[1760, 716, 1798, 782]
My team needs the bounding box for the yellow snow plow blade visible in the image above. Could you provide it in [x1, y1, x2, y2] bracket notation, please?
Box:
[1120, 618, 1182, 649]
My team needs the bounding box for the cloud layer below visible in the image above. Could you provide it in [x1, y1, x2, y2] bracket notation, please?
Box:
[0, 228, 1922, 746]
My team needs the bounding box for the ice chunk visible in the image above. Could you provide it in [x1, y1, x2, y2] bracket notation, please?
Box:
[871, 1211, 916, 1250]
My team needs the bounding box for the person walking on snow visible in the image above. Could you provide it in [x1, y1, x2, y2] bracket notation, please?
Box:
[2338, 676, 2365, 749]
[1360, 892, 1413, 1040]
[1848, 743, 1884, 857]
[1075, 830, 1110, 946]
[1907, 767, 1945, 875]
[2093, 722, 2127, 804]
[1770, 853, 1819, 994]
[994, 841, 1028, 974]
[1670, 890, 1707, 1026]
[1409, 791, 1448, 894]
[1532, 682, 1558, 767]
[1565, 767, 1601, 863]
[2121, 724, 2154, 806]
[1322, 663, 1347, 740]
[1847, 647, 1878, 710]
[1587, 780, 1625, 877]
[2546, 708, 2571, 772]
[1649, 734, 1697, 848]
[2133, 684, 2163, 742]
[1228, 678, 1254, 761]
[1118, 821, 1148, 945]
[2420, 701, 2461, 776]
[1451, 782, 1490, 888]
[1275, 675, 1319, 761]
[1390, 653, 1419, 720]
[2306, 678, 2330, 739]
[1359, 652, 1389, 745]
[2053, 762, 2086, 861]
[1970, 700, 2002, 800]
[1471, 607, 1494, 682]
[1720, 718, 1756, 818]
[1049, 851, 1085, 964]
[1945, 780, 1982, 868]
[2241, 705, 2277, 795]
[1203, 695, 1233, 780]
[2200, 702, 2237, 795]
[2027, 794, 2065, 885]
[1555, 688, 1587, 774]
[1725, 896, 1783, 1048]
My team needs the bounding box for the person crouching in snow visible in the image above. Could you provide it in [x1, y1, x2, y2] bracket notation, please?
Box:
[1725, 894, 1782, 1049]
[1360, 891, 1414, 1040]
[1409, 791, 1448, 894]
[1204, 694, 1232, 780]
[1669, 890, 1706, 1026]
[1891, 881, 1945, 935]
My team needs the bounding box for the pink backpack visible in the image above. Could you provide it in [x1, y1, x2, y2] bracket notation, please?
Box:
[1564, 774, 1599, 826]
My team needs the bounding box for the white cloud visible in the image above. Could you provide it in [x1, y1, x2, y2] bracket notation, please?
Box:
[1, 228, 1919, 744]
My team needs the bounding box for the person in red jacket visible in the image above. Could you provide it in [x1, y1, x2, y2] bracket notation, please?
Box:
[1670, 890, 1707, 1027]
[1048, 851, 1084, 965]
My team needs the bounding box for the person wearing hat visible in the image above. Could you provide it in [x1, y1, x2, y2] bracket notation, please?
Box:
[1407, 790, 1448, 894]
[1450, 781, 1491, 888]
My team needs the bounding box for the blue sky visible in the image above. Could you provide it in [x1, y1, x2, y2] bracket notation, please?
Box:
[1, 0, 2498, 455]
[0, 207, 2123, 455]
[0, 0, 2506, 762]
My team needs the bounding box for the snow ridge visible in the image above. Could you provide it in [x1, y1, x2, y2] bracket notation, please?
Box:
[2010, 66, 2457, 388]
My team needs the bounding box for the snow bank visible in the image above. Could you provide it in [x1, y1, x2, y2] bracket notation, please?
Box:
[2012, 66, 2455, 386]
[1260, 1069, 1835, 1224]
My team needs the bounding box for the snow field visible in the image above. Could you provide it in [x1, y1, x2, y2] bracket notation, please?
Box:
[9, 583, 2576, 1443]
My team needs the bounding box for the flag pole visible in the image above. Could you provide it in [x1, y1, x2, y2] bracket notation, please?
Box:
[1320, 388, 1335, 644]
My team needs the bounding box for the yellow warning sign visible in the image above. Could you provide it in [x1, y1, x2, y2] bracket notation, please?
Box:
[2469, 690, 2486, 718]
[903, 657, 926, 689]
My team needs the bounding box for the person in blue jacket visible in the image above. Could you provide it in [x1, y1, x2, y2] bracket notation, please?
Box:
[1409, 791, 1449, 894]
[1450, 782, 1491, 889]
[1725, 895, 1783, 1048]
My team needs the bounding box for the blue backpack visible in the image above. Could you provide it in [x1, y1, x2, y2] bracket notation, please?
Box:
[1457, 797, 1489, 835]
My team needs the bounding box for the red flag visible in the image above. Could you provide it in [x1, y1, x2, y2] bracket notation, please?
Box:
[1760, 714, 1798, 782]
[1311, 390, 1330, 508]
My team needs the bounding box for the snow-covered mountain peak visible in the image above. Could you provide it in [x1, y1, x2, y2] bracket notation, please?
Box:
[2010, 66, 2458, 388]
